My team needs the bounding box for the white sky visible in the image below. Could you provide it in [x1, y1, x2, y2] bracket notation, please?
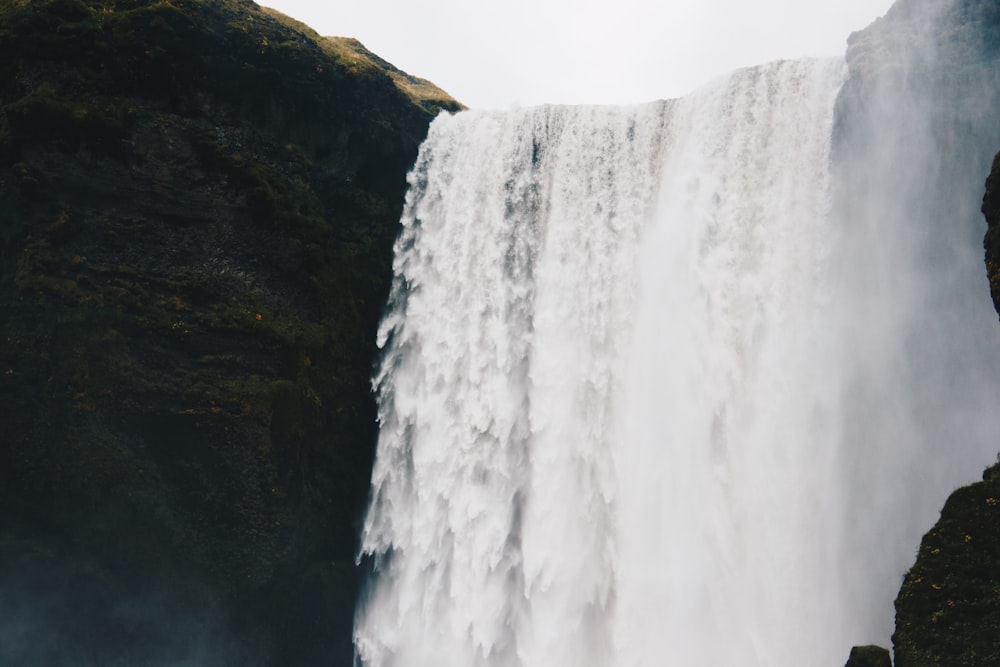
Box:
[262, 0, 897, 109]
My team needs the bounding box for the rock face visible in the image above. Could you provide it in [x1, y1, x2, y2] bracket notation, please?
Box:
[0, 1, 459, 665]
[845, 645, 893, 667]
[984, 151, 1000, 316]
[892, 462, 1000, 666]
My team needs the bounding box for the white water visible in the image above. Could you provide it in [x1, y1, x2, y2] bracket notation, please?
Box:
[355, 57, 1000, 666]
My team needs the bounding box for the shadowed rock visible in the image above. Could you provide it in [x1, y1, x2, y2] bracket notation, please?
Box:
[0, 1, 459, 665]
[846, 645, 892, 667]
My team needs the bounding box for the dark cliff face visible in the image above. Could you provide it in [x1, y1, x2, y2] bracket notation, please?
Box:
[983, 151, 1000, 316]
[0, 1, 459, 665]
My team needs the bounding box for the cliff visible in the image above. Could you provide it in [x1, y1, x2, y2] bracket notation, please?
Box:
[984, 151, 1000, 316]
[0, 1, 459, 665]
[879, 4, 1000, 664]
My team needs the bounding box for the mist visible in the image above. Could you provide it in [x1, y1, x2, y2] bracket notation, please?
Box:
[829, 0, 1000, 640]
[0, 535, 268, 667]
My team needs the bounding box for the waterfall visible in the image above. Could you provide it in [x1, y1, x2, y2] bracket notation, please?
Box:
[353, 54, 1000, 666]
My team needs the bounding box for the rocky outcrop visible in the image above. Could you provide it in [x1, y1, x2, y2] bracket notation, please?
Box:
[892, 462, 1000, 666]
[845, 645, 893, 667]
[0, 1, 459, 665]
[984, 151, 1000, 316]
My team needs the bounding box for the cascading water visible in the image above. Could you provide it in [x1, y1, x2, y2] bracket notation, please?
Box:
[354, 46, 1000, 667]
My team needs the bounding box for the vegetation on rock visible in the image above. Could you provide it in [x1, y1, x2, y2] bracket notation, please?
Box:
[0, 1, 459, 665]
[892, 462, 1000, 666]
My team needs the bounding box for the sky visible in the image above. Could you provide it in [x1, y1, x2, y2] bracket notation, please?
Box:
[261, 0, 897, 109]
